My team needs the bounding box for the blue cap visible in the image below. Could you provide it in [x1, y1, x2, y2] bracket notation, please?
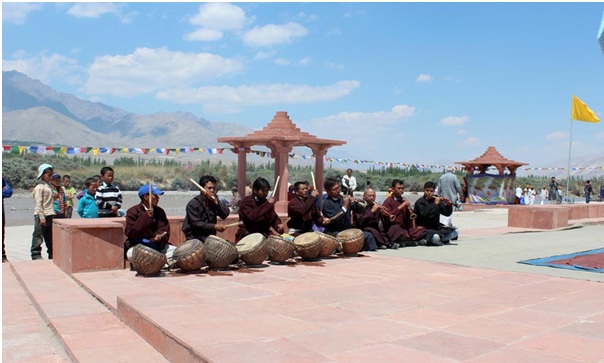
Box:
[138, 184, 164, 197]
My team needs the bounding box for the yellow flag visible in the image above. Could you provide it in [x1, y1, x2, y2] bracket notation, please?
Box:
[571, 95, 600, 123]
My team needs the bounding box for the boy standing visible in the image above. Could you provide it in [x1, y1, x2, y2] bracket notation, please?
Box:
[96, 167, 123, 217]
[78, 177, 99, 218]
[50, 173, 67, 218]
[31, 163, 56, 260]
[62, 175, 76, 218]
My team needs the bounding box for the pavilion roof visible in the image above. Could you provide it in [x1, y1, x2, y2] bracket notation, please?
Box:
[455, 146, 528, 167]
[217, 111, 346, 148]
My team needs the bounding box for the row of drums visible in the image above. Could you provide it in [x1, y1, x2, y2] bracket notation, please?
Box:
[131, 228, 365, 276]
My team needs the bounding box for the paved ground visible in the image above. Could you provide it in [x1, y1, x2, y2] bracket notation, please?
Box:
[3, 207, 604, 362]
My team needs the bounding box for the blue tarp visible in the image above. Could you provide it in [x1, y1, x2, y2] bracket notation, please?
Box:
[518, 248, 604, 273]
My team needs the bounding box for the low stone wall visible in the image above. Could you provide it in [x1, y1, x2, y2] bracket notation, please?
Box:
[507, 203, 604, 229]
[52, 213, 288, 275]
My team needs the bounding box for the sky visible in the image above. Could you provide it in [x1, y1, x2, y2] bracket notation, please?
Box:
[2, 1, 604, 171]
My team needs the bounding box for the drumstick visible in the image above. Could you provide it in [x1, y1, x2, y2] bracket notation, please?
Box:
[325, 211, 343, 223]
[223, 221, 243, 228]
[285, 217, 291, 226]
[269, 226, 281, 236]
[148, 182, 152, 210]
[190, 178, 217, 203]
[270, 175, 280, 198]
[311, 171, 316, 189]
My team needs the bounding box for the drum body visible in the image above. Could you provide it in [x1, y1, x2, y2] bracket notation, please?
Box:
[337, 228, 365, 255]
[204, 235, 238, 269]
[315, 231, 340, 257]
[173, 239, 206, 272]
[132, 244, 167, 276]
[236, 233, 268, 265]
[267, 235, 295, 263]
[293, 232, 322, 260]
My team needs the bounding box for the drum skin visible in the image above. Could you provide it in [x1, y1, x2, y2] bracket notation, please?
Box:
[236, 233, 268, 265]
[293, 232, 322, 260]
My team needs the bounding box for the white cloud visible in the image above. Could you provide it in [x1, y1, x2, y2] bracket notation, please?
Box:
[243, 23, 308, 47]
[155, 80, 361, 114]
[3, 52, 81, 84]
[415, 74, 432, 83]
[325, 61, 344, 71]
[85, 47, 244, 97]
[463, 137, 481, 145]
[440, 115, 469, 126]
[299, 57, 311, 66]
[253, 50, 275, 60]
[189, 3, 246, 30]
[67, 3, 119, 18]
[2, 3, 43, 25]
[275, 58, 289, 66]
[546, 131, 568, 140]
[312, 105, 415, 126]
[185, 28, 223, 42]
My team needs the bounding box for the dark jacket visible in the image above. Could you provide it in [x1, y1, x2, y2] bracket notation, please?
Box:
[235, 195, 281, 241]
[182, 194, 230, 241]
[125, 203, 170, 251]
[288, 195, 323, 233]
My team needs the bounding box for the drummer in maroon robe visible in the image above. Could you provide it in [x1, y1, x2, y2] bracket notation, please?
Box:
[353, 187, 397, 249]
[382, 179, 427, 247]
[287, 181, 324, 236]
[235, 177, 284, 242]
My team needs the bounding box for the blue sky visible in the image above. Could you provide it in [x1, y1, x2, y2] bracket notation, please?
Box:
[2, 2, 603, 170]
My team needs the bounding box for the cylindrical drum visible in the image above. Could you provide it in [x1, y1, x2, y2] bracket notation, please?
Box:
[267, 235, 296, 263]
[293, 232, 322, 260]
[204, 235, 238, 269]
[172, 239, 206, 272]
[236, 233, 268, 265]
[315, 231, 340, 257]
[132, 244, 167, 276]
[336, 228, 365, 256]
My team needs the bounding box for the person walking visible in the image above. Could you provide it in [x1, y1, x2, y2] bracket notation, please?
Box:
[584, 180, 593, 204]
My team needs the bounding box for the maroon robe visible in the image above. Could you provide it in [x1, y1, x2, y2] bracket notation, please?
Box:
[353, 203, 390, 247]
[288, 195, 323, 235]
[382, 196, 425, 242]
[235, 195, 281, 242]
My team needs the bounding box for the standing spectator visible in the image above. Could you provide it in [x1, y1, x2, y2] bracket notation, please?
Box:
[229, 187, 242, 211]
[31, 163, 56, 260]
[584, 180, 593, 204]
[437, 168, 463, 227]
[515, 186, 523, 205]
[539, 186, 548, 205]
[341, 168, 357, 196]
[3, 177, 13, 262]
[62, 175, 76, 218]
[96, 167, 123, 217]
[557, 185, 564, 204]
[548, 177, 559, 205]
[77, 177, 99, 218]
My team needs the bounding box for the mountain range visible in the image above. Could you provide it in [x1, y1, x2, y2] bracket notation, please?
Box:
[1, 70, 252, 148]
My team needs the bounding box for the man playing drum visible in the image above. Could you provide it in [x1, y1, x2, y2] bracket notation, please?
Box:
[125, 184, 175, 263]
[287, 181, 324, 237]
[382, 179, 427, 247]
[235, 177, 284, 242]
[182, 175, 230, 242]
[322, 177, 378, 251]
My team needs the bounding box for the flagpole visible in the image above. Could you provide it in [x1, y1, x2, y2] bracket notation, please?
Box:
[566, 119, 573, 203]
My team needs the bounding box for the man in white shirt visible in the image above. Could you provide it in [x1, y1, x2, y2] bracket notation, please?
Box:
[341, 168, 357, 196]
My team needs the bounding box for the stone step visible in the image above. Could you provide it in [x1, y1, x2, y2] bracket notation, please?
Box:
[10, 260, 169, 363]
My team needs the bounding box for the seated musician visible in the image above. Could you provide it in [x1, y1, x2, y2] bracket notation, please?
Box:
[125, 184, 175, 263]
[382, 179, 427, 247]
[413, 181, 458, 246]
[321, 177, 378, 251]
[353, 187, 397, 249]
[182, 175, 230, 242]
[288, 181, 324, 237]
[235, 177, 284, 242]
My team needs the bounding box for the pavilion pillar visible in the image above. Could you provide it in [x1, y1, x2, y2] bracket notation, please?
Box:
[273, 145, 291, 214]
[237, 146, 247, 198]
[313, 146, 328, 197]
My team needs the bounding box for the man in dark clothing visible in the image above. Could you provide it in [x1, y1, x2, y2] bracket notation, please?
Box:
[414, 181, 458, 246]
[235, 177, 283, 242]
[125, 184, 173, 262]
[182, 175, 230, 242]
[287, 181, 323, 236]
[382, 179, 426, 247]
[322, 177, 377, 251]
[353, 187, 396, 249]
